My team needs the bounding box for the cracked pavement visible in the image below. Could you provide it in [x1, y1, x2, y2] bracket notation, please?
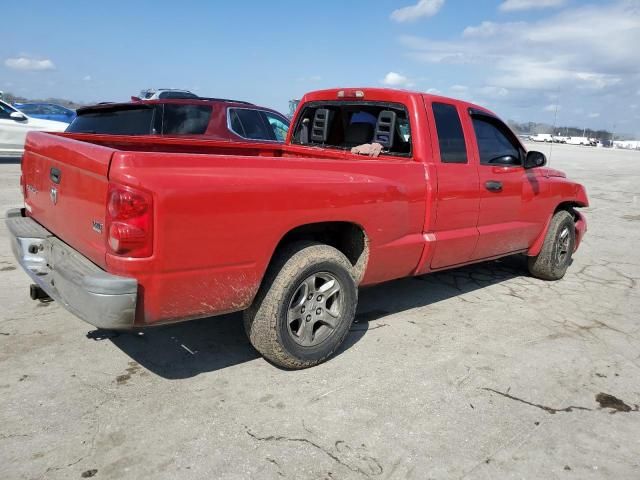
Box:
[1, 143, 639, 479]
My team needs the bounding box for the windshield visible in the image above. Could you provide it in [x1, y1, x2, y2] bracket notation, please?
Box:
[291, 101, 411, 156]
[0, 101, 18, 114]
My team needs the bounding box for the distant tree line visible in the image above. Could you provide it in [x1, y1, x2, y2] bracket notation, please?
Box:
[1, 91, 86, 110]
[507, 120, 622, 141]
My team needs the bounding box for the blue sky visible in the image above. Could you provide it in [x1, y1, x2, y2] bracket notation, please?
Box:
[2, 0, 639, 134]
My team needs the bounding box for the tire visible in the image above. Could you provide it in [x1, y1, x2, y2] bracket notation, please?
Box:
[528, 210, 576, 280]
[244, 242, 358, 369]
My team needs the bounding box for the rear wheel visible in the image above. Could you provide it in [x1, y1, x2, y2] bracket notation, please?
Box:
[244, 242, 357, 369]
[528, 210, 576, 280]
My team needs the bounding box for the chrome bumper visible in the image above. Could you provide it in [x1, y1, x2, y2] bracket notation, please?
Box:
[6, 208, 137, 330]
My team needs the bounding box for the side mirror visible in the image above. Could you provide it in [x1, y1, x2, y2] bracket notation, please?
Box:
[524, 150, 546, 169]
[10, 111, 27, 121]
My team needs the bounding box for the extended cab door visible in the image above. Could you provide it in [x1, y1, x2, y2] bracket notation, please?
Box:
[426, 100, 481, 269]
[468, 110, 538, 260]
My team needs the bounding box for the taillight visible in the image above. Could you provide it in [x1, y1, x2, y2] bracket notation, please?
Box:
[106, 184, 153, 257]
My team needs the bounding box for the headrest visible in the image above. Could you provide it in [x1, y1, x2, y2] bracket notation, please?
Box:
[344, 122, 374, 146]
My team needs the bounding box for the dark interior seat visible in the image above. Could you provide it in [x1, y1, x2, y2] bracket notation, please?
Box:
[343, 122, 374, 148]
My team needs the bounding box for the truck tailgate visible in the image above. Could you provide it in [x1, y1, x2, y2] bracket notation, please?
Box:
[22, 132, 114, 269]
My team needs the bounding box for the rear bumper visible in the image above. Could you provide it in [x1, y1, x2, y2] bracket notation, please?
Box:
[6, 208, 137, 330]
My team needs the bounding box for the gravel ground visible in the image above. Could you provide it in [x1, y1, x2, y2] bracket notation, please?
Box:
[0, 144, 639, 480]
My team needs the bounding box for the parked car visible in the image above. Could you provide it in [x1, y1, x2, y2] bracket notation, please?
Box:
[529, 133, 553, 142]
[137, 88, 199, 100]
[7, 87, 588, 368]
[14, 103, 76, 123]
[0, 100, 68, 156]
[66, 97, 290, 142]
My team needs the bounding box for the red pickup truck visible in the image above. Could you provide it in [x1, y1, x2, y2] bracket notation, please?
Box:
[7, 88, 588, 369]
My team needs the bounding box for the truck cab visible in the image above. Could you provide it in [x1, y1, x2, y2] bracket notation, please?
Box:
[289, 88, 587, 271]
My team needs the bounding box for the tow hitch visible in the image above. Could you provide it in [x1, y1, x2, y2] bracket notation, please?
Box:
[29, 284, 51, 302]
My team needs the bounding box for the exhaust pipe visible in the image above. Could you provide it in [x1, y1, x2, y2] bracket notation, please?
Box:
[30, 284, 51, 301]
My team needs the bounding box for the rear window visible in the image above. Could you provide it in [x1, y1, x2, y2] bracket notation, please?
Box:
[161, 104, 212, 135]
[291, 101, 412, 156]
[67, 107, 155, 135]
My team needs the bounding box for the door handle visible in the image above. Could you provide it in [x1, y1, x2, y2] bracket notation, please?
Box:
[485, 180, 502, 192]
[50, 167, 61, 184]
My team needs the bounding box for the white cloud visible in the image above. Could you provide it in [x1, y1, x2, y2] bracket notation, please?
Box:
[401, 2, 640, 93]
[478, 86, 509, 98]
[463, 21, 523, 38]
[4, 56, 55, 71]
[382, 71, 414, 88]
[499, 0, 566, 11]
[391, 0, 444, 23]
[426, 87, 442, 95]
[450, 84, 468, 93]
[463, 21, 498, 37]
[544, 104, 561, 112]
[83, 75, 92, 81]
[588, 112, 601, 118]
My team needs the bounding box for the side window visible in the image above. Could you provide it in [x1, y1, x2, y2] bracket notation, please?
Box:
[432, 103, 467, 164]
[472, 116, 521, 165]
[50, 105, 71, 115]
[229, 109, 244, 136]
[228, 108, 274, 140]
[15, 105, 35, 115]
[41, 105, 58, 115]
[263, 112, 289, 142]
[161, 104, 212, 135]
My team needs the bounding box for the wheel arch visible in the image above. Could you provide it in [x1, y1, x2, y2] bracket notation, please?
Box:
[266, 221, 370, 284]
[528, 200, 587, 257]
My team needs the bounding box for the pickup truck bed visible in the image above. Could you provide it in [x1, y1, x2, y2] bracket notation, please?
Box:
[8, 87, 588, 368]
[15, 131, 427, 326]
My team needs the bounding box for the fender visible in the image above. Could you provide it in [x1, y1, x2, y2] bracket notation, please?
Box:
[528, 183, 589, 256]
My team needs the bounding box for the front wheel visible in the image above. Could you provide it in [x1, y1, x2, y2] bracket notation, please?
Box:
[528, 210, 576, 280]
[244, 242, 357, 369]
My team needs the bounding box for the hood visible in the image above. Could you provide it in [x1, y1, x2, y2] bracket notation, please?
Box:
[27, 117, 69, 131]
[541, 167, 566, 178]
